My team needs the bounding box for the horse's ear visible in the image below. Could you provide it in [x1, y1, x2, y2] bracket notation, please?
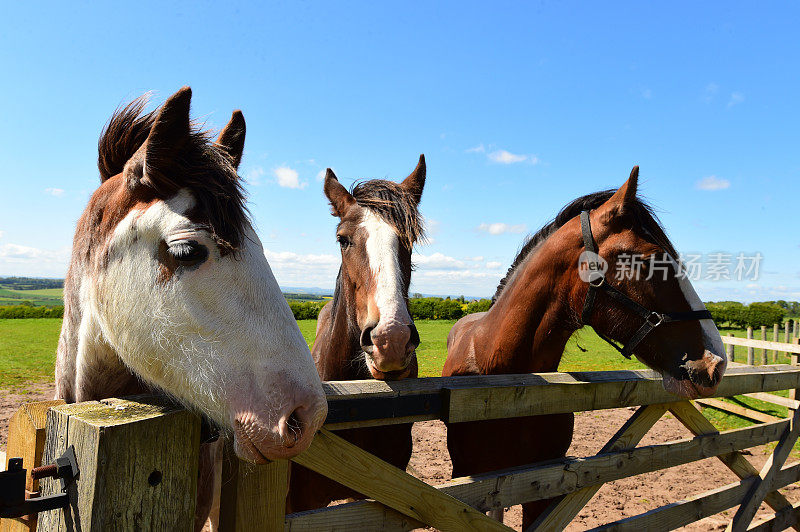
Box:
[400, 154, 426, 204]
[324, 169, 356, 217]
[598, 165, 639, 222]
[125, 87, 192, 192]
[216, 110, 246, 170]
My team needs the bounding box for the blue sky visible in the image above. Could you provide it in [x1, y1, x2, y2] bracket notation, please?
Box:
[1, 2, 799, 301]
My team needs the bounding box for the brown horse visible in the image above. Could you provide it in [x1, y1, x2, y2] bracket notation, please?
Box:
[54, 88, 328, 527]
[443, 167, 726, 528]
[288, 156, 426, 512]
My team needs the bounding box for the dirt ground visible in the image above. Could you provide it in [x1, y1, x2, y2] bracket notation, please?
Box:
[3, 386, 798, 530]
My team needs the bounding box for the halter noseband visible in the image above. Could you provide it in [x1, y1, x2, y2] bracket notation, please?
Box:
[579, 210, 712, 359]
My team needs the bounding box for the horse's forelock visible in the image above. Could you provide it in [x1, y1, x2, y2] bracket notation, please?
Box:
[95, 94, 249, 255]
[351, 180, 424, 250]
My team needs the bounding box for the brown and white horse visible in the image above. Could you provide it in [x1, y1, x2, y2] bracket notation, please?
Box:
[287, 157, 426, 512]
[55, 87, 328, 475]
[443, 167, 726, 528]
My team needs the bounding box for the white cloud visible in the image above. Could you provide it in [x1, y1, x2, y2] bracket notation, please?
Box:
[44, 188, 64, 197]
[477, 222, 527, 235]
[486, 261, 502, 269]
[273, 166, 307, 189]
[0, 243, 71, 277]
[263, 248, 339, 287]
[488, 150, 533, 164]
[316, 169, 326, 181]
[465, 144, 485, 153]
[696, 175, 731, 191]
[0, 230, 4, 239]
[727, 92, 745, 108]
[244, 167, 265, 186]
[413, 252, 469, 270]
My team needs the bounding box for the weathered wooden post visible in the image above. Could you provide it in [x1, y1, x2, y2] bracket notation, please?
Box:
[791, 338, 800, 418]
[38, 396, 200, 532]
[773, 323, 780, 363]
[726, 333, 735, 363]
[0, 400, 65, 532]
[785, 321, 791, 361]
[747, 327, 755, 365]
[218, 443, 287, 531]
[760, 325, 768, 365]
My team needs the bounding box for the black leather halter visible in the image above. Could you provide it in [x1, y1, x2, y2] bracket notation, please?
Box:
[579, 210, 713, 359]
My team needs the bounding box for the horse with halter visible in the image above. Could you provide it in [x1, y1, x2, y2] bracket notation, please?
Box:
[442, 167, 726, 528]
[287, 157, 426, 512]
[54, 87, 328, 527]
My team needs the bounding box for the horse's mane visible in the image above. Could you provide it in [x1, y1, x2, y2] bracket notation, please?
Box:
[351, 180, 424, 249]
[492, 190, 677, 304]
[96, 94, 249, 253]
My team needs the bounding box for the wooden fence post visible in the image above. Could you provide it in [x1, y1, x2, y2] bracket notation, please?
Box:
[761, 325, 768, 365]
[727, 333, 735, 363]
[38, 396, 200, 532]
[218, 443, 288, 532]
[747, 327, 755, 365]
[791, 338, 800, 418]
[773, 323, 780, 363]
[0, 400, 65, 532]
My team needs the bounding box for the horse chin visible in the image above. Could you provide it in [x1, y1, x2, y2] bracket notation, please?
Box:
[366, 361, 411, 381]
[661, 373, 716, 399]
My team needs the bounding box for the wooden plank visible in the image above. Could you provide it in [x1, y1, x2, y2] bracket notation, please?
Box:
[762, 326, 769, 365]
[527, 403, 669, 531]
[728, 407, 800, 531]
[696, 398, 781, 424]
[669, 402, 795, 521]
[287, 417, 788, 530]
[728, 333, 736, 363]
[722, 336, 800, 354]
[748, 327, 755, 365]
[748, 502, 800, 532]
[593, 462, 800, 531]
[1, 400, 64, 532]
[743, 392, 800, 409]
[39, 396, 201, 532]
[773, 323, 780, 364]
[445, 366, 800, 424]
[291, 429, 511, 531]
[218, 444, 288, 532]
[323, 365, 800, 430]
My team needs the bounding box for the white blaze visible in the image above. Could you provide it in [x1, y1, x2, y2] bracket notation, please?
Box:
[361, 210, 410, 326]
[668, 255, 726, 361]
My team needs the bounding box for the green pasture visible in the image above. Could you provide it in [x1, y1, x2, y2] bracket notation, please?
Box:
[0, 286, 64, 306]
[0, 317, 796, 449]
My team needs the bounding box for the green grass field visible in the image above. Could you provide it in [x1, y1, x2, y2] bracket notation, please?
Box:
[0, 317, 794, 439]
[0, 319, 62, 388]
[0, 318, 647, 389]
[0, 286, 64, 306]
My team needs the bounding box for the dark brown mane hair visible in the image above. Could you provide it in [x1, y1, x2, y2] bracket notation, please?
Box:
[492, 190, 677, 303]
[97, 94, 249, 253]
[351, 179, 425, 250]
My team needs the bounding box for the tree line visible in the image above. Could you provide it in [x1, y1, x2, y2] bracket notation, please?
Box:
[0, 304, 64, 319]
[706, 301, 788, 329]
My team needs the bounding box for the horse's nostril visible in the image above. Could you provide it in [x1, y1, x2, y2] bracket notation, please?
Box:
[360, 326, 375, 348]
[284, 410, 303, 448]
[408, 323, 420, 350]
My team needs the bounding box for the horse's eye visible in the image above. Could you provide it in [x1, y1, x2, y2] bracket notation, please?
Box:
[337, 235, 352, 250]
[168, 241, 209, 267]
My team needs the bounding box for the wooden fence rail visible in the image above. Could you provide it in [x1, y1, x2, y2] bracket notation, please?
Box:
[5, 364, 800, 531]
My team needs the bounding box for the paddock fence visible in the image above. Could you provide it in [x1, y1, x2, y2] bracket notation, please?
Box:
[4, 360, 800, 531]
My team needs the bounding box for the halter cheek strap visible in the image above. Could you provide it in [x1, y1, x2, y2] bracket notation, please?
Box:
[579, 211, 713, 359]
